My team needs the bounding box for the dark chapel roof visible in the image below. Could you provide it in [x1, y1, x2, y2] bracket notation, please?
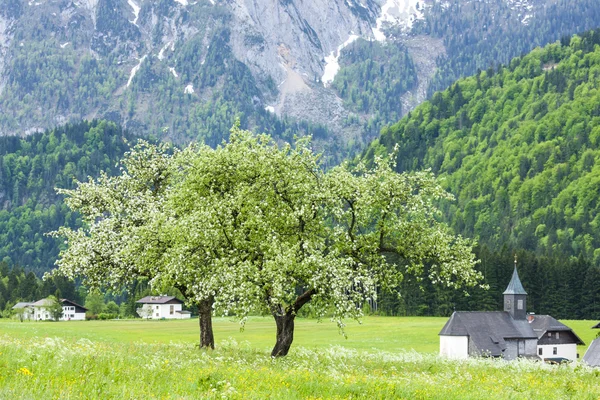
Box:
[439, 311, 537, 357]
[503, 267, 527, 295]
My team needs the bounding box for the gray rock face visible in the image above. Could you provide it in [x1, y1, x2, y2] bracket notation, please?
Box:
[227, 0, 378, 87]
[0, 15, 11, 97]
[0, 0, 427, 144]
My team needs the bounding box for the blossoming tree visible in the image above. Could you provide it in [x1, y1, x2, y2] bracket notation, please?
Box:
[169, 127, 482, 357]
[49, 141, 220, 348]
[51, 126, 482, 356]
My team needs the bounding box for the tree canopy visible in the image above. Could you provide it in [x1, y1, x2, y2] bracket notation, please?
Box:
[52, 126, 481, 356]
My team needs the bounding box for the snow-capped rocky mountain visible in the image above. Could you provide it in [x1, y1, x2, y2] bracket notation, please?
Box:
[0, 0, 599, 154]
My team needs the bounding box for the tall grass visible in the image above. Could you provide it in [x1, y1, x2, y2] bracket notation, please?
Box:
[2, 333, 600, 399]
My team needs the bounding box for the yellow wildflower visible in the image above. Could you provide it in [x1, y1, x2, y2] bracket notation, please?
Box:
[17, 367, 33, 376]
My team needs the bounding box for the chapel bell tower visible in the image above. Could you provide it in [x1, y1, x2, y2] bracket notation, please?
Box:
[503, 256, 527, 320]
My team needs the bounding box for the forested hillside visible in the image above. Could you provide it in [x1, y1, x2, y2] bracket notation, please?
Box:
[0, 120, 132, 275]
[362, 29, 600, 318]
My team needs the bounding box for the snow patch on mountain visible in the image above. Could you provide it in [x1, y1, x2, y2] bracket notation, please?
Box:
[184, 84, 194, 94]
[127, 55, 147, 88]
[169, 67, 178, 78]
[372, 0, 423, 41]
[158, 42, 171, 60]
[504, 0, 534, 24]
[322, 34, 359, 87]
[128, 0, 140, 26]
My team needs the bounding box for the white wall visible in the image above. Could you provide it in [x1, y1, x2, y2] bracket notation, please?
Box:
[61, 305, 85, 321]
[33, 307, 51, 320]
[34, 306, 85, 321]
[13, 308, 34, 320]
[440, 336, 469, 359]
[538, 344, 578, 361]
[141, 303, 184, 319]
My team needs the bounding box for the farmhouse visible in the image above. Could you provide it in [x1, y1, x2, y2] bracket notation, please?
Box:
[12, 302, 34, 320]
[439, 266, 583, 360]
[136, 296, 191, 319]
[31, 298, 87, 321]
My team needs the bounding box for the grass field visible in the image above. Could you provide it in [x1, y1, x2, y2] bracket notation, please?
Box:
[0, 316, 451, 353]
[1, 316, 599, 399]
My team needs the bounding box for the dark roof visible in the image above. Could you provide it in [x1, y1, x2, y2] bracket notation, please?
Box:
[583, 338, 600, 367]
[529, 315, 584, 345]
[61, 299, 88, 311]
[439, 311, 537, 357]
[31, 298, 87, 311]
[530, 315, 574, 334]
[592, 322, 600, 329]
[136, 296, 184, 304]
[503, 267, 527, 295]
[176, 310, 192, 314]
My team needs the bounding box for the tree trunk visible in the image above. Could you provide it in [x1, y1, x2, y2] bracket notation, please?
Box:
[198, 296, 215, 349]
[271, 312, 296, 357]
[270, 289, 316, 357]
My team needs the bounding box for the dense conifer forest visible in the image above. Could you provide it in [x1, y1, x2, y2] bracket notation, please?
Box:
[363, 29, 600, 318]
[0, 120, 132, 275]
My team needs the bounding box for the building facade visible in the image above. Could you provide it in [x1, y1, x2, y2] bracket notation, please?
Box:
[440, 267, 583, 361]
[31, 298, 87, 321]
[136, 296, 191, 319]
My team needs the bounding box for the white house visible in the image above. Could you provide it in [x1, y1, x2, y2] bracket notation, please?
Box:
[529, 315, 584, 361]
[136, 296, 191, 320]
[31, 298, 87, 321]
[440, 266, 583, 361]
[12, 302, 34, 320]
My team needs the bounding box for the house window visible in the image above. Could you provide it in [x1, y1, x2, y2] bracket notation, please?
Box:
[156, 305, 159, 310]
[170, 305, 174, 315]
[548, 332, 552, 338]
[517, 300, 523, 310]
[538, 348, 543, 356]
[553, 347, 557, 355]
[156, 313, 159, 317]
[556, 332, 560, 339]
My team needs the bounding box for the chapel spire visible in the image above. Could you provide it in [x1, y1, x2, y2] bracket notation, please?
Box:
[503, 256, 527, 319]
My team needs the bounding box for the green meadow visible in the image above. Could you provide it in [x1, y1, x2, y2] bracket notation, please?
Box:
[1, 317, 600, 399]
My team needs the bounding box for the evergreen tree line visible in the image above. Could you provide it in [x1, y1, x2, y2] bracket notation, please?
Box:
[378, 246, 600, 320]
[0, 261, 78, 315]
